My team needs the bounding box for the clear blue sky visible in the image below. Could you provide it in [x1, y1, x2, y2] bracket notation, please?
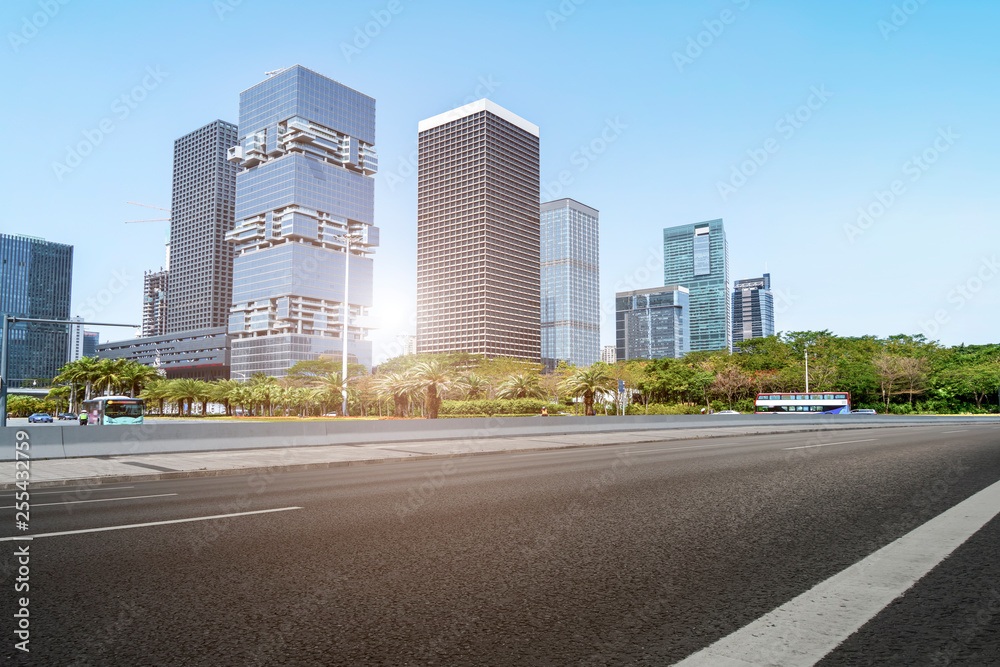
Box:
[2, 0, 997, 362]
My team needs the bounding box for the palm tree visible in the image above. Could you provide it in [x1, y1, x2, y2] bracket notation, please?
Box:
[496, 373, 545, 400]
[247, 373, 278, 416]
[374, 372, 414, 417]
[561, 366, 616, 416]
[210, 379, 241, 417]
[164, 378, 209, 416]
[314, 372, 347, 415]
[55, 356, 102, 405]
[93, 358, 129, 396]
[410, 360, 452, 419]
[454, 373, 491, 400]
[119, 362, 162, 398]
[140, 379, 171, 416]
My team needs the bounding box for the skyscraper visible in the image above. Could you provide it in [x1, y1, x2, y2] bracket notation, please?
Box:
[226, 66, 379, 378]
[663, 219, 730, 352]
[540, 198, 599, 370]
[601, 345, 617, 364]
[732, 273, 775, 344]
[166, 119, 238, 333]
[615, 286, 690, 361]
[0, 234, 73, 386]
[416, 99, 540, 360]
[142, 268, 169, 337]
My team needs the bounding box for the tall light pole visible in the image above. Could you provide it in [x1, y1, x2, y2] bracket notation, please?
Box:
[333, 233, 363, 417]
[804, 346, 810, 393]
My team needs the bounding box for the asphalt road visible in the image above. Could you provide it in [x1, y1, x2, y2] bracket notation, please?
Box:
[1, 424, 998, 665]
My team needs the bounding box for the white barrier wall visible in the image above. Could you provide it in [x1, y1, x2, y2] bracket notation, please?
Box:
[2, 414, 997, 461]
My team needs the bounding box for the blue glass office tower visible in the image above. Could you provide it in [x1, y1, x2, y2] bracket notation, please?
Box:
[540, 198, 599, 370]
[732, 273, 775, 344]
[226, 66, 379, 378]
[663, 219, 730, 352]
[0, 234, 73, 386]
[615, 286, 690, 360]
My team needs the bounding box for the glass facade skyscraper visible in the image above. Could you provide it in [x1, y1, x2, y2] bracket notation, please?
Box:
[540, 198, 599, 370]
[732, 273, 775, 343]
[0, 234, 73, 386]
[663, 219, 731, 352]
[167, 120, 239, 333]
[226, 66, 379, 378]
[615, 286, 690, 360]
[416, 99, 540, 360]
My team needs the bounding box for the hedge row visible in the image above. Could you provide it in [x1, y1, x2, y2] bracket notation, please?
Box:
[438, 399, 562, 416]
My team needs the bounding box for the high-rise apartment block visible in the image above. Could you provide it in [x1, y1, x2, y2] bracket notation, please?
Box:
[732, 273, 775, 344]
[226, 66, 379, 378]
[615, 286, 690, 361]
[416, 99, 541, 360]
[142, 269, 169, 337]
[540, 198, 599, 370]
[166, 120, 238, 333]
[663, 219, 730, 352]
[0, 234, 73, 386]
[601, 345, 616, 364]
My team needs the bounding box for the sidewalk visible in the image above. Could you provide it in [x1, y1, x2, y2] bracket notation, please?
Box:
[2, 421, 909, 489]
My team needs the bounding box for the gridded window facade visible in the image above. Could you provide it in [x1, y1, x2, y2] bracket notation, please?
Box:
[167, 120, 239, 333]
[143, 269, 169, 337]
[615, 286, 689, 360]
[226, 66, 378, 378]
[0, 234, 73, 386]
[416, 100, 540, 361]
[663, 219, 731, 352]
[732, 273, 775, 343]
[540, 198, 599, 370]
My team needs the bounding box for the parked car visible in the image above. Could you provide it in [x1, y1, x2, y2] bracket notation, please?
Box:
[58, 412, 77, 420]
[28, 413, 53, 423]
[714, 410, 740, 415]
[851, 409, 877, 415]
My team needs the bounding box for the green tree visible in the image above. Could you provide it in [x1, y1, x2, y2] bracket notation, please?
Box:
[496, 373, 545, 400]
[561, 366, 616, 416]
[410, 360, 452, 419]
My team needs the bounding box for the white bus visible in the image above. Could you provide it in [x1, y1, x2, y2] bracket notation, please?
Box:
[754, 392, 851, 415]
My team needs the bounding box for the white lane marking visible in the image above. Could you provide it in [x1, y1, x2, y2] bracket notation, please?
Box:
[0, 493, 177, 509]
[0, 507, 303, 541]
[941, 430, 968, 434]
[672, 477, 1000, 666]
[0, 486, 135, 497]
[784, 439, 877, 450]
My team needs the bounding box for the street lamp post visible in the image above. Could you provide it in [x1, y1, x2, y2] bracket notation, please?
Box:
[804, 346, 810, 393]
[333, 233, 363, 418]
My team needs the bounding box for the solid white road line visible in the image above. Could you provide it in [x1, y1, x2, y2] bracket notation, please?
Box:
[0, 507, 303, 541]
[784, 439, 877, 450]
[672, 477, 1000, 666]
[941, 430, 968, 434]
[0, 493, 177, 509]
[0, 486, 136, 497]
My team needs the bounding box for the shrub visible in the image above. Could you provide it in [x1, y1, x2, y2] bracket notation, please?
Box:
[438, 399, 561, 416]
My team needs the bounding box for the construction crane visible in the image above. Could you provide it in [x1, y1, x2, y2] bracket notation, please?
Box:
[125, 201, 171, 224]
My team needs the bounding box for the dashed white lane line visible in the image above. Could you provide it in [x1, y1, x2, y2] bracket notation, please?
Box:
[0, 486, 135, 497]
[0, 507, 303, 541]
[672, 477, 1000, 666]
[941, 430, 968, 434]
[784, 439, 877, 450]
[0, 493, 177, 509]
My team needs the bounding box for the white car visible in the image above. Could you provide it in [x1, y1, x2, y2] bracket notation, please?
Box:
[714, 410, 740, 415]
